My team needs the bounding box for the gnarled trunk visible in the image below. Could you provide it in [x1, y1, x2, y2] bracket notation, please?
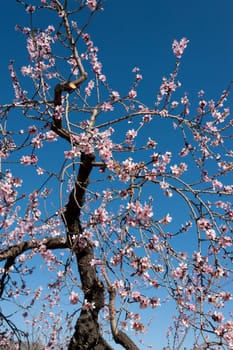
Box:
[62, 153, 113, 350]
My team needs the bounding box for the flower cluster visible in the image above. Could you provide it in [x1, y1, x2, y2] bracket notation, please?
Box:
[26, 26, 55, 62]
[170, 162, 188, 177]
[80, 31, 106, 81]
[20, 129, 57, 154]
[215, 321, 233, 348]
[9, 62, 27, 101]
[131, 291, 160, 309]
[20, 154, 38, 166]
[65, 127, 114, 160]
[172, 38, 189, 59]
[0, 171, 22, 208]
[69, 291, 79, 305]
[92, 206, 111, 226]
[86, 0, 97, 11]
[127, 201, 153, 227]
[159, 76, 180, 97]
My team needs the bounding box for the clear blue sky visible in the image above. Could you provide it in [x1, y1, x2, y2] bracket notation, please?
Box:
[1, 1, 233, 349]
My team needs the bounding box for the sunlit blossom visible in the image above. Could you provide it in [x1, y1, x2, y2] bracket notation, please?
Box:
[69, 291, 79, 305]
[172, 37, 189, 58]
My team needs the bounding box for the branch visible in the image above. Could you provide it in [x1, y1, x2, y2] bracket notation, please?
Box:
[52, 0, 88, 129]
[102, 269, 140, 350]
[0, 236, 67, 298]
[62, 152, 95, 236]
[62, 152, 115, 349]
[0, 236, 68, 262]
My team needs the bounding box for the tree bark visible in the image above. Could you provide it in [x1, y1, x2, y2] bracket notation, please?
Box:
[62, 153, 113, 350]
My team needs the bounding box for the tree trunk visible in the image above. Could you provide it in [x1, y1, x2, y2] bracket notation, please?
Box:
[63, 153, 113, 350]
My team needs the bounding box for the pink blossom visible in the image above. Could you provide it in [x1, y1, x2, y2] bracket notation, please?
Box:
[147, 138, 157, 148]
[111, 90, 120, 100]
[20, 155, 38, 165]
[113, 280, 124, 289]
[26, 5, 35, 13]
[197, 218, 212, 231]
[31, 134, 44, 148]
[142, 114, 152, 123]
[179, 144, 192, 157]
[193, 251, 205, 264]
[34, 286, 42, 300]
[69, 291, 79, 304]
[161, 151, 172, 165]
[150, 297, 160, 308]
[212, 179, 223, 190]
[212, 311, 224, 323]
[28, 125, 38, 134]
[198, 99, 207, 111]
[172, 37, 189, 58]
[103, 190, 113, 201]
[64, 147, 81, 159]
[130, 321, 146, 333]
[219, 236, 232, 248]
[132, 67, 140, 73]
[128, 89, 137, 99]
[171, 101, 179, 108]
[170, 162, 187, 177]
[136, 73, 143, 81]
[99, 74, 106, 82]
[215, 321, 233, 348]
[206, 229, 216, 240]
[101, 102, 114, 112]
[82, 299, 95, 310]
[57, 271, 64, 279]
[181, 94, 189, 105]
[165, 189, 173, 197]
[198, 89, 205, 97]
[18, 253, 27, 263]
[85, 79, 95, 96]
[86, 0, 97, 11]
[159, 213, 172, 225]
[36, 167, 44, 175]
[139, 297, 150, 309]
[220, 291, 232, 302]
[90, 258, 102, 266]
[54, 105, 64, 120]
[125, 129, 137, 144]
[26, 26, 55, 61]
[160, 180, 169, 190]
[128, 201, 153, 224]
[131, 256, 151, 274]
[223, 185, 233, 194]
[68, 57, 79, 75]
[159, 77, 178, 96]
[92, 60, 102, 74]
[93, 207, 110, 226]
[21, 65, 33, 76]
[131, 291, 141, 302]
[227, 210, 233, 221]
[120, 321, 128, 331]
[45, 130, 57, 142]
[181, 316, 190, 327]
[172, 263, 187, 280]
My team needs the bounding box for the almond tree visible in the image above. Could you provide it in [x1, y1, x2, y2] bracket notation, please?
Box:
[0, 1, 233, 349]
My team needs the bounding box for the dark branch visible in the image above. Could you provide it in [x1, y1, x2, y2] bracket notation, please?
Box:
[0, 236, 68, 298]
[0, 236, 68, 262]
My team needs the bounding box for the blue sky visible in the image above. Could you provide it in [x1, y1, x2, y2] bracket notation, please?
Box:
[1, 1, 233, 349]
